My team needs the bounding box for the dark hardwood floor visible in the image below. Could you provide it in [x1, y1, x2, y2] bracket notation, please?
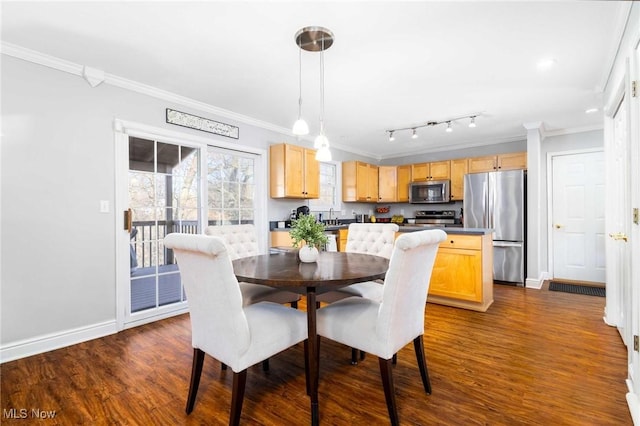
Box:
[1, 284, 631, 425]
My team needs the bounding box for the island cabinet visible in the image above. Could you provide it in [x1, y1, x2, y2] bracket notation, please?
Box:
[428, 233, 493, 312]
[468, 152, 527, 174]
[270, 143, 319, 199]
[411, 161, 450, 181]
[343, 161, 379, 202]
[449, 158, 468, 201]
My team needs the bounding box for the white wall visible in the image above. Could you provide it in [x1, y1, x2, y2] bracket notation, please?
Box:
[0, 55, 299, 350]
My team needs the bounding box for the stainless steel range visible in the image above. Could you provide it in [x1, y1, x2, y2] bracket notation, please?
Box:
[415, 210, 456, 225]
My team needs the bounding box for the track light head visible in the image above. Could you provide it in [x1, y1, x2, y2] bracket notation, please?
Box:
[389, 131, 395, 142]
[411, 128, 418, 139]
[469, 116, 476, 128]
[446, 122, 453, 133]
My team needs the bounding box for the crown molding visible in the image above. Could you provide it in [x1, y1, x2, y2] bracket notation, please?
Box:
[1, 42, 293, 137]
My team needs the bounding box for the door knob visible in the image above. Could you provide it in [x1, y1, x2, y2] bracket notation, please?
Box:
[609, 232, 629, 242]
[555, 224, 563, 229]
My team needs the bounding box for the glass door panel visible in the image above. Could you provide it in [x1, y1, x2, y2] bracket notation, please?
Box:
[128, 137, 200, 315]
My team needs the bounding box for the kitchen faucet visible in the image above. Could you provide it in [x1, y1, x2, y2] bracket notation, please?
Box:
[328, 208, 334, 225]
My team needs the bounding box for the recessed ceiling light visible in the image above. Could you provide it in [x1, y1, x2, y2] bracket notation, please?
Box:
[585, 108, 599, 114]
[537, 58, 557, 71]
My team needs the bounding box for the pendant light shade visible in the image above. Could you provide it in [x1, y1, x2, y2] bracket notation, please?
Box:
[293, 118, 309, 135]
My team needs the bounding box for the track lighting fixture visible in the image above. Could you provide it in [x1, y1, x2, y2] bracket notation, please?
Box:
[385, 113, 480, 141]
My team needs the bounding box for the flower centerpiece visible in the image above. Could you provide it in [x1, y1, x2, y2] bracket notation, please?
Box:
[289, 213, 328, 263]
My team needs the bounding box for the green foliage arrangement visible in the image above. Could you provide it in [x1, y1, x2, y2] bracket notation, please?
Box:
[289, 213, 328, 249]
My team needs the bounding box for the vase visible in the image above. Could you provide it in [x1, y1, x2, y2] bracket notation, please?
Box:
[298, 245, 319, 263]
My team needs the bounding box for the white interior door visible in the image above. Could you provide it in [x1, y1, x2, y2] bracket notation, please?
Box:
[551, 151, 606, 283]
[606, 94, 632, 346]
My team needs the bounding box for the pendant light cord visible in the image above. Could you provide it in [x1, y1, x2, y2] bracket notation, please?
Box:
[319, 36, 325, 134]
[298, 41, 303, 118]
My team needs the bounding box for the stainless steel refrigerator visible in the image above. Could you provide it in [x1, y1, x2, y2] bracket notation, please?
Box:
[464, 170, 526, 284]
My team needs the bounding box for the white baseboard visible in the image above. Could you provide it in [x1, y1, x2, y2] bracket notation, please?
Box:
[626, 379, 640, 425]
[0, 320, 117, 363]
[525, 271, 550, 290]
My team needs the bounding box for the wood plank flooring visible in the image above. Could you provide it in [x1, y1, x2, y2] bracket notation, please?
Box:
[1, 284, 631, 425]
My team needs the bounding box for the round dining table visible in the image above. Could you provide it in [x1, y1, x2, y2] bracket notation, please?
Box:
[232, 250, 390, 425]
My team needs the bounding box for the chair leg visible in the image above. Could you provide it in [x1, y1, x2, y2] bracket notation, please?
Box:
[186, 348, 205, 414]
[378, 357, 399, 426]
[229, 370, 247, 426]
[262, 359, 270, 372]
[351, 348, 358, 365]
[392, 353, 397, 365]
[360, 350, 366, 361]
[413, 336, 432, 394]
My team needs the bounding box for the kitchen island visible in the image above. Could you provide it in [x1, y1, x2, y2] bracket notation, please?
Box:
[270, 225, 494, 312]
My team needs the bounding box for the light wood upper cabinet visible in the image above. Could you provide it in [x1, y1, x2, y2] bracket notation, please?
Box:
[343, 161, 379, 202]
[378, 166, 397, 202]
[396, 165, 412, 202]
[468, 152, 527, 173]
[450, 158, 468, 201]
[270, 143, 319, 199]
[411, 161, 450, 181]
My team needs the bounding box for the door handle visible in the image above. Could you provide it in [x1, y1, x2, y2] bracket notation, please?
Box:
[124, 208, 132, 232]
[609, 232, 628, 242]
[555, 224, 563, 229]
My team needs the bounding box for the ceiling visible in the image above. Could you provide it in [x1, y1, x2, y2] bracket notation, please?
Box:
[1, 1, 628, 159]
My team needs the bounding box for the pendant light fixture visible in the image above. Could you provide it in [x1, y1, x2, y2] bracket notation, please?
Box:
[292, 37, 309, 136]
[295, 26, 334, 161]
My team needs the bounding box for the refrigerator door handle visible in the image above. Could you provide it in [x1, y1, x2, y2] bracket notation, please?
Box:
[493, 241, 523, 248]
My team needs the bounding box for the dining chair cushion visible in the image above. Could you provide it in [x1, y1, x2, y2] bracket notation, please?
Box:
[317, 229, 446, 359]
[205, 224, 301, 307]
[164, 233, 307, 372]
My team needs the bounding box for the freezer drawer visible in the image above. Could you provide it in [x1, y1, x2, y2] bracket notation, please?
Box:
[493, 241, 524, 284]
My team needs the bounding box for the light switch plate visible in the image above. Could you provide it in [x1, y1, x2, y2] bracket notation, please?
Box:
[100, 200, 109, 213]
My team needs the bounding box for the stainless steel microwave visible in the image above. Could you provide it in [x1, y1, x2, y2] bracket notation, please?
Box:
[409, 180, 451, 204]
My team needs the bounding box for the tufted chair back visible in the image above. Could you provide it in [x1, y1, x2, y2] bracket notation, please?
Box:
[345, 223, 399, 259]
[205, 224, 260, 260]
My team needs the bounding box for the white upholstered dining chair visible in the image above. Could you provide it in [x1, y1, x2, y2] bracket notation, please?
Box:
[316, 229, 446, 426]
[317, 223, 398, 304]
[164, 233, 308, 425]
[205, 224, 301, 307]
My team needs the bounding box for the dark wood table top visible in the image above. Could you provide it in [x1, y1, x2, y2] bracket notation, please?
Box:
[232, 251, 389, 289]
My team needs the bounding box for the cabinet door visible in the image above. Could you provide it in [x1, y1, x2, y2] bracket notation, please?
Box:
[497, 152, 527, 171]
[429, 248, 483, 302]
[284, 144, 306, 197]
[397, 165, 412, 202]
[304, 148, 320, 198]
[468, 155, 497, 173]
[450, 158, 468, 201]
[356, 162, 370, 201]
[367, 164, 379, 202]
[342, 161, 357, 202]
[411, 163, 429, 181]
[378, 166, 397, 202]
[429, 161, 451, 180]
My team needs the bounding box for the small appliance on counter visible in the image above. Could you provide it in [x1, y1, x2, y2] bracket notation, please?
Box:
[296, 205, 310, 219]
